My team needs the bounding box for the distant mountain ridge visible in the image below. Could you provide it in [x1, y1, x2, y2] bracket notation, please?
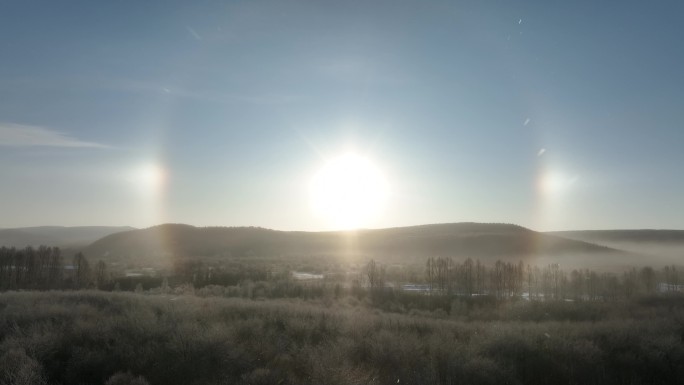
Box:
[548, 230, 684, 244]
[0, 226, 136, 248]
[83, 222, 615, 261]
[547, 230, 684, 261]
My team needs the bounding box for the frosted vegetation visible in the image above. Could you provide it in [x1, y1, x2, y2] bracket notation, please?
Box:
[1, 245, 683, 384]
[1, 291, 683, 385]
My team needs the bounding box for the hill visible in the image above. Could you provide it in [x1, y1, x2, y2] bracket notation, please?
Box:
[0, 226, 136, 248]
[549, 230, 684, 244]
[549, 230, 684, 263]
[84, 223, 617, 265]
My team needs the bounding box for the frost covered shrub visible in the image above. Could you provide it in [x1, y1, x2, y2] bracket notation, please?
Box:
[0, 348, 47, 385]
[0, 291, 683, 385]
[105, 372, 150, 385]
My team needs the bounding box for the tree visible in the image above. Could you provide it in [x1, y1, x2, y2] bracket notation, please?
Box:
[366, 259, 384, 291]
[161, 277, 170, 294]
[639, 266, 656, 294]
[475, 259, 486, 295]
[463, 258, 474, 296]
[95, 260, 108, 289]
[623, 268, 639, 298]
[73, 252, 92, 289]
[47, 247, 63, 289]
[426, 257, 435, 293]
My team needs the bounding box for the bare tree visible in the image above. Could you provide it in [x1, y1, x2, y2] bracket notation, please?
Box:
[73, 252, 91, 289]
[463, 258, 474, 296]
[365, 259, 384, 291]
[95, 260, 108, 289]
[639, 266, 656, 294]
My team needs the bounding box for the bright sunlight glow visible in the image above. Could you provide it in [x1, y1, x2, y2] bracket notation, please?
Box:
[538, 171, 579, 196]
[309, 153, 389, 230]
[129, 162, 167, 197]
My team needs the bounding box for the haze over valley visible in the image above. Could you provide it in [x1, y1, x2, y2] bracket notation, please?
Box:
[1, 222, 681, 274]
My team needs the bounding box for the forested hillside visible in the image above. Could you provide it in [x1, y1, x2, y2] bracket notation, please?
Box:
[84, 223, 615, 263]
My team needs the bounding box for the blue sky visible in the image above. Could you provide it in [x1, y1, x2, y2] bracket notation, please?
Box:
[1, 0, 683, 231]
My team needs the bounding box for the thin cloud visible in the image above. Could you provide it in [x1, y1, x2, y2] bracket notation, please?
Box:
[186, 26, 202, 41]
[94, 78, 298, 105]
[0, 123, 109, 148]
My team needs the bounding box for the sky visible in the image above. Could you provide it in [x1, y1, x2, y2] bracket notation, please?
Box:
[1, 0, 683, 231]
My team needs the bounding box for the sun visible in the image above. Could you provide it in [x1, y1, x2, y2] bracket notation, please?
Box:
[309, 153, 389, 229]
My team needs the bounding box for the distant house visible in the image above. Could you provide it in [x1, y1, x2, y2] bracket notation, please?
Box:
[658, 282, 684, 293]
[292, 272, 324, 280]
[401, 284, 431, 293]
